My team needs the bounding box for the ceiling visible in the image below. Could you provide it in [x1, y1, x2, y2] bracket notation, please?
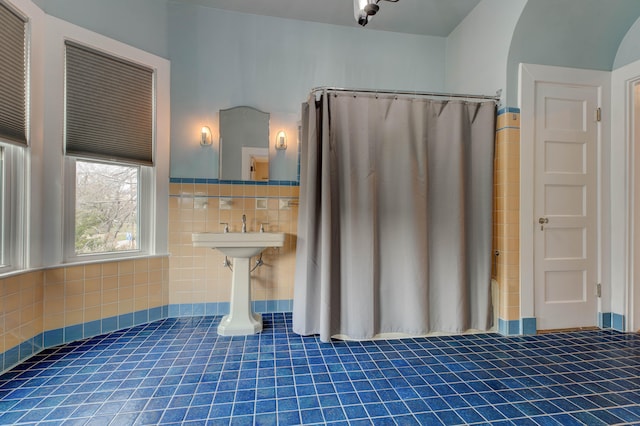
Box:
[170, 0, 482, 37]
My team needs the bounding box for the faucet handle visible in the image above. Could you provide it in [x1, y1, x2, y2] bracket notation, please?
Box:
[260, 222, 269, 232]
[219, 222, 229, 233]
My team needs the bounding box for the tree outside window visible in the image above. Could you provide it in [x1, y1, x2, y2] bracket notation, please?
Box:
[75, 160, 138, 254]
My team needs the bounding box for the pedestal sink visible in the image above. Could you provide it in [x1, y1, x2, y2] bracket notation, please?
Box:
[192, 232, 285, 336]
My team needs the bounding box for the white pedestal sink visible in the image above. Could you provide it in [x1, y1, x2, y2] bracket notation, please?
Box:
[192, 232, 285, 336]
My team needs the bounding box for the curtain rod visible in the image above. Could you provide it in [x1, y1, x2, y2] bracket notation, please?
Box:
[310, 86, 502, 103]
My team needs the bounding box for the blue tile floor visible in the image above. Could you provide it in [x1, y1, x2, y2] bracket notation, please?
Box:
[1, 313, 640, 425]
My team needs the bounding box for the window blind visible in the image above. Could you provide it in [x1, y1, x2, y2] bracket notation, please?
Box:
[0, 1, 27, 146]
[65, 41, 154, 166]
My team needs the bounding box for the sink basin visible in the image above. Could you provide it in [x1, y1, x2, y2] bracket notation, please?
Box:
[192, 232, 285, 258]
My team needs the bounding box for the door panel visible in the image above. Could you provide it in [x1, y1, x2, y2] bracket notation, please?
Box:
[544, 228, 585, 259]
[544, 141, 585, 173]
[534, 83, 598, 330]
[544, 270, 586, 302]
[544, 185, 585, 216]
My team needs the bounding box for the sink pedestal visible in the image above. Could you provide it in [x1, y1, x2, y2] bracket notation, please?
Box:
[191, 232, 285, 337]
[218, 257, 262, 336]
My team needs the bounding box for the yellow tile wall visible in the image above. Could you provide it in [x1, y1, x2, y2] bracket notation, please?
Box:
[494, 111, 520, 321]
[168, 182, 299, 305]
[0, 271, 44, 355]
[43, 257, 169, 330]
[1, 257, 169, 360]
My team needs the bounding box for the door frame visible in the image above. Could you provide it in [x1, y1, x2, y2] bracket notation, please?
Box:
[519, 63, 610, 330]
[612, 60, 640, 332]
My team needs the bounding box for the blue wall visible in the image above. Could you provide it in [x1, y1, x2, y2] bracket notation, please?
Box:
[614, 15, 640, 69]
[167, 4, 447, 179]
[28, 0, 640, 165]
[31, 0, 447, 180]
[506, 0, 640, 105]
[32, 0, 169, 58]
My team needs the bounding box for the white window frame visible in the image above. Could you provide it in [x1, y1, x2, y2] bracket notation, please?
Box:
[40, 15, 169, 267]
[0, 142, 27, 273]
[0, 0, 32, 274]
[63, 157, 156, 262]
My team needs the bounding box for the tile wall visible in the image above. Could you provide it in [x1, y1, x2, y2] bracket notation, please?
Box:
[1, 257, 169, 373]
[493, 108, 521, 333]
[1, 178, 299, 374]
[168, 179, 299, 315]
[0, 271, 44, 372]
[42, 257, 169, 346]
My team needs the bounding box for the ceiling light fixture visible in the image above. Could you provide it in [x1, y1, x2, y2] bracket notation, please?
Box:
[353, 0, 399, 27]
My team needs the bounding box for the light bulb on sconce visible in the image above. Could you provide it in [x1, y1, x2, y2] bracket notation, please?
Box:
[275, 130, 287, 150]
[200, 126, 213, 147]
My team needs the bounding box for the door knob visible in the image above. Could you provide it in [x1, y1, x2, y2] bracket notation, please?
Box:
[538, 217, 549, 230]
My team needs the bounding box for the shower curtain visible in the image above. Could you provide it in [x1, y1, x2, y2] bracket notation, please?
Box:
[293, 91, 496, 342]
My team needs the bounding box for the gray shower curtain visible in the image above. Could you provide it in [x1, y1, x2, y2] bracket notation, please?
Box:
[293, 91, 496, 342]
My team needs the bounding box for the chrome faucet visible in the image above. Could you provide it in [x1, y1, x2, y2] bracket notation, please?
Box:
[242, 214, 247, 233]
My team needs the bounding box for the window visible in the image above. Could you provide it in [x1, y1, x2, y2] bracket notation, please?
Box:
[42, 19, 169, 265]
[65, 156, 155, 261]
[0, 0, 27, 272]
[0, 143, 26, 270]
[75, 160, 139, 254]
[64, 41, 155, 261]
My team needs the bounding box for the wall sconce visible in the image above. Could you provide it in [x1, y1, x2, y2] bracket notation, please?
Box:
[275, 130, 287, 150]
[200, 126, 213, 147]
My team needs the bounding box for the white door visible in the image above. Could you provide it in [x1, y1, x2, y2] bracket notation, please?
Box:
[534, 83, 598, 330]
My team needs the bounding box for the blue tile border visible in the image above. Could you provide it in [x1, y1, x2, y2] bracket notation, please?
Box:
[134, 310, 148, 325]
[44, 328, 63, 347]
[167, 300, 293, 318]
[1, 333, 43, 373]
[599, 312, 625, 331]
[521, 317, 537, 335]
[119, 312, 134, 329]
[498, 318, 520, 336]
[102, 316, 118, 334]
[498, 314, 630, 336]
[84, 319, 101, 337]
[10, 304, 619, 373]
[497, 106, 520, 115]
[599, 312, 612, 328]
[498, 317, 536, 335]
[2, 307, 163, 374]
[149, 306, 163, 322]
[2, 298, 296, 374]
[65, 324, 83, 343]
[170, 194, 295, 200]
[169, 177, 300, 186]
[612, 313, 625, 331]
[3, 346, 19, 371]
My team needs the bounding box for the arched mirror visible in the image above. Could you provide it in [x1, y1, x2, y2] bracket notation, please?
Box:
[219, 106, 269, 181]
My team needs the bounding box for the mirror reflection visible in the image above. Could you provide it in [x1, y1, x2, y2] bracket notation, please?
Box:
[219, 106, 270, 181]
